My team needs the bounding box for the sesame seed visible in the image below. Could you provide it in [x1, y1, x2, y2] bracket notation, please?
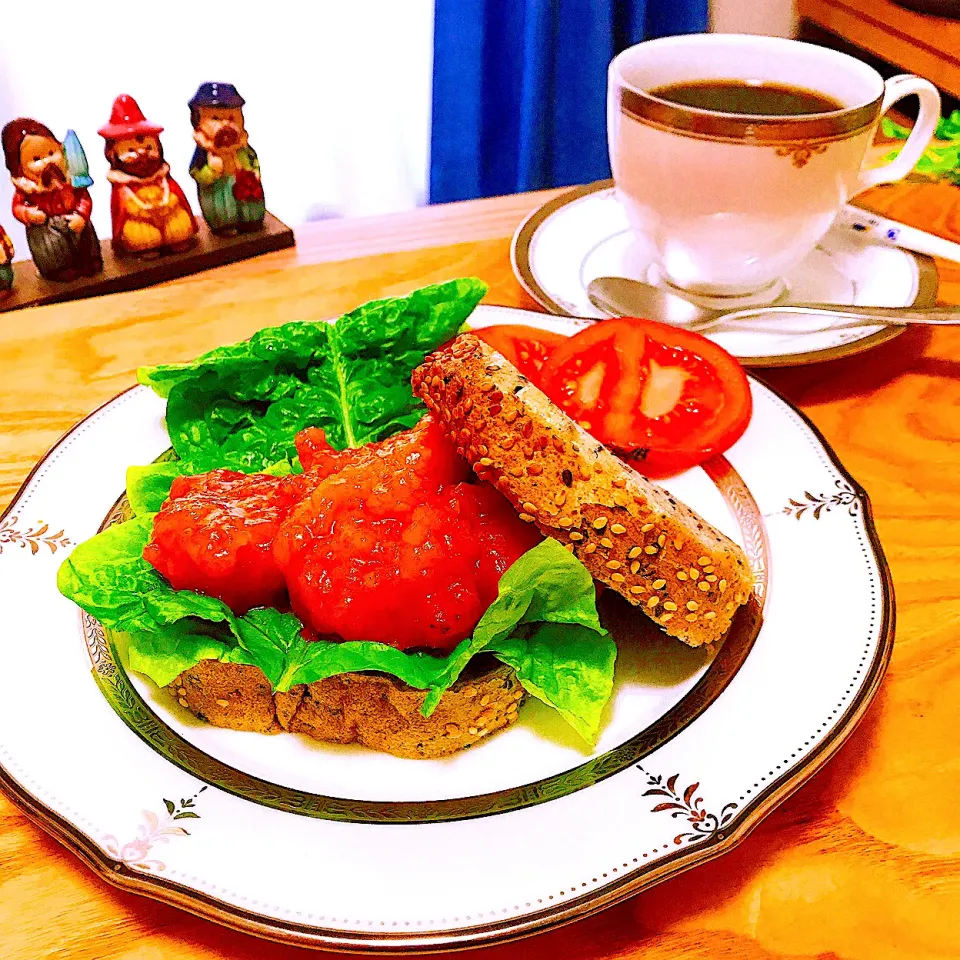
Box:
[704, 612, 717, 620]
[600, 537, 614, 549]
[489, 404, 502, 416]
[178, 697, 189, 708]
[674, 538, 685, 550]
[558, 516, 573, 528]
[612, 477, 626, 488]
[501, 436, 515, 449]
[526, 464, 543, 476]
[644, 545, 658, 555]
[629, 585, 644, 595]
[479, 457, 493, 466]
[703, 566, 715, 574]
[685, 613, 698, 622]
[489, 391, 504, 403]
[613, 492, 630, 507]
[646, 596, 660, 609]
[522, 501, 538, 514]
[610, 523, 627, 535]
[605, 560, 622, 570]
[698, 581, 711, 592]
[686, 601, 699, 611]
[480, 695, 491, 706]
[698, 556, 711, 566]
[628, 546, 643, 559]
[657, 534, 666, 547]
[468, 727, 479, 735]
[706, 575, 718, 582]
[554, 491, 567, 505]
[663, 601, 678, 611]
[446, 724, 461, 737]
[584, 543, 597, 554]
[593, 517, 608, 530]
[630, 561, 641, 574]
[564, 543, 575, 553]
[215, 698, 229, 707]
[719, 579, 728, 592]
[519, 513, 535, 523]
[569, 531, 584, 541]
[641, 523, 655, 533]
[689, 568, 700, 579]
[503, 410, 519, 423]
[611, 573, 626, 583]
[649, 579, 664, 590]
[463, 686, 478, 698]
[676, 571, 688, 581]
[509, 466, 524, 477]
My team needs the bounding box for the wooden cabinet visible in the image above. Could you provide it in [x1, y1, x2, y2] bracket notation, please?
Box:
[799, 0, 960, 97]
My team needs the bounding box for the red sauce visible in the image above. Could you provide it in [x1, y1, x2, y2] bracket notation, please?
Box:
[143, 470, 309, 614]
[144, 415, 540, 651]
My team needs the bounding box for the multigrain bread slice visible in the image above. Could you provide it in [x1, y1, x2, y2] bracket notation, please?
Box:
[412, 334, 754, 646]
[167, 656, 525, 759]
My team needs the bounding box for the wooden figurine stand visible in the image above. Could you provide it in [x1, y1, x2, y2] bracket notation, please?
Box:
[0, 211, 294, 313]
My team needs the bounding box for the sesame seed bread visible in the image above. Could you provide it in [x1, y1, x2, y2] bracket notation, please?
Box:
[412, 334, 754, 646]
[168, 656, 525, 759]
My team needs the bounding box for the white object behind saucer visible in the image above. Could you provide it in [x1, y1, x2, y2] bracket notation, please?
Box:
[513, 182, 939, 367]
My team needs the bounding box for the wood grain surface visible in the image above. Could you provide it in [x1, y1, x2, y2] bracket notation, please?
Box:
[1, 180, 960, 959]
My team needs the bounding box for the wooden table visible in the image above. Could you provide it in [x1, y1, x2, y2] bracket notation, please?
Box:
[2, 181, 959, 959]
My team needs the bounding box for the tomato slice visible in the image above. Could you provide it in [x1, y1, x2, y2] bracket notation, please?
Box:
[540, 318, 752, 478]
[473, 324, 565, 385]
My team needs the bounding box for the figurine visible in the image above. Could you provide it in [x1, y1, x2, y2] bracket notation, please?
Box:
[0, 223, 13, 298]
[99, 95, 197, 256]
[1, 119, 102, 282]
[188, 83, 265, 235]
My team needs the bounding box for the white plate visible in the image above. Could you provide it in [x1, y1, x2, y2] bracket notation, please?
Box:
[512, 181, 939, 367]
[0, 306, 892, 951]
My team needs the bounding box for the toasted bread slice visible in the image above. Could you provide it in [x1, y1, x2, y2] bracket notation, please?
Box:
[168, 656, 525, 759]
[412, 334, 753, 646]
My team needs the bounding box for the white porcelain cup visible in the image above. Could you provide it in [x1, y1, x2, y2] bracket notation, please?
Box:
[608, 34, 941, 298]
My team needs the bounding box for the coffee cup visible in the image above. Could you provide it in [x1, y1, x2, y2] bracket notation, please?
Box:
[608, 34, 941, 298]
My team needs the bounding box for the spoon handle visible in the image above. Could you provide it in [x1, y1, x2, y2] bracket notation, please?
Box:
[721, 304, 960, 326]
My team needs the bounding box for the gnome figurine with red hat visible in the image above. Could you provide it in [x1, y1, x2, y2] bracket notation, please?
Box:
[100, 95, 197, 256]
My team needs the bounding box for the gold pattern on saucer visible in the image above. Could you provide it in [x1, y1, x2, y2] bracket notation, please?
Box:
[775, 142, 829, 168]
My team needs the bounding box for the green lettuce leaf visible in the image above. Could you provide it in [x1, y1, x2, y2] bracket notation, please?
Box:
[489, 623, 616, 743]
[126, 622, 237, 688]
[56, 515, 235, 634]
[126, 463, 185, 516]
[137, 279, 486, 471]
[421, 538, 608, 713]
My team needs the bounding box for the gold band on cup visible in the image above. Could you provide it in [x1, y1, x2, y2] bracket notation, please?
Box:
[618, 86, 883, 144]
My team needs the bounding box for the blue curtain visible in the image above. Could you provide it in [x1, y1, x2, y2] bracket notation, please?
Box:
[429, 0, 708, 203]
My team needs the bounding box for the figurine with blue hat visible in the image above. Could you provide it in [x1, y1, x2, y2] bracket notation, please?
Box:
[188, 82, 265, 235]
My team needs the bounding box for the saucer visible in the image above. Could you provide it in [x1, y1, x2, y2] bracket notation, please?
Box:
[512, 180, 940, 367]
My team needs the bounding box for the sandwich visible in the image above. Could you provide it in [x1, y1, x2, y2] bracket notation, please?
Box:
[58, 280, 753, 759]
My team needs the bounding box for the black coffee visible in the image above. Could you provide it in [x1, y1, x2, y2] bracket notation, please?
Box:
[649, 80, 844, 116]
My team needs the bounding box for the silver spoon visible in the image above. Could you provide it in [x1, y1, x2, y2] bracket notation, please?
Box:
[586, 276, 960, 332]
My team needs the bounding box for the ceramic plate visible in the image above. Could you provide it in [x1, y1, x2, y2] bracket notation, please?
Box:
[0, 306, 892, 951]
[512, 180, 939, 367]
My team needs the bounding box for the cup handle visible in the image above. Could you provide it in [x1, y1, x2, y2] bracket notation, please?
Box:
[855, 74, 941, 192]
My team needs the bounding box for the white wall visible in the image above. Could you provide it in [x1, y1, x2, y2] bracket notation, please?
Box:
[0, 0, 434, 257]
[711, 0, 798, 36]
